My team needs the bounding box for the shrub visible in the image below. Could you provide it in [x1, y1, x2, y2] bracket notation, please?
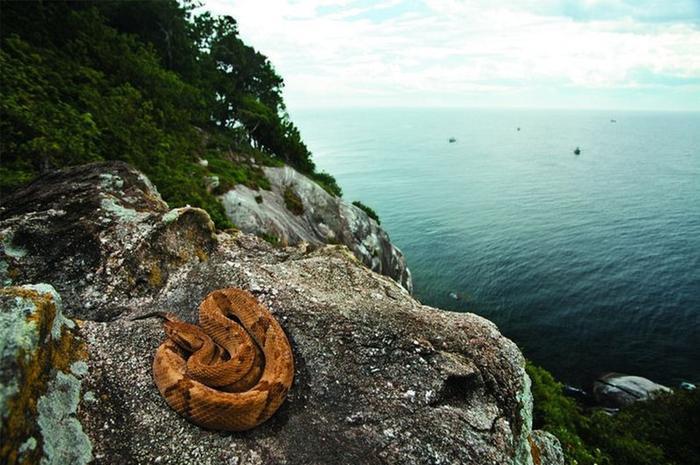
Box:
[352, 201, 381, 225]
[260, 233, 279, 245]
[310, 171, 342, 197]
[527, 363, 607, 465]
[283, 185, 304, 215]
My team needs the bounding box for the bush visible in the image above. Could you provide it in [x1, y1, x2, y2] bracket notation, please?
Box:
[352, 201, 381, 225]
[283, 185, 304, 215]
[260, 233, 279, 245]
[527, 363, 607, 465]
[310, 171, 342, 197]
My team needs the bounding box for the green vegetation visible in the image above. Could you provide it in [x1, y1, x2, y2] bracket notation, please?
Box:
[352, 201, 381, 224]
[283, 186, 304, 216]
[260, 233, 280, 246]
[527, 362, 700, 465]
[310, 171, 343, 197]
[0, 0, 340, 228]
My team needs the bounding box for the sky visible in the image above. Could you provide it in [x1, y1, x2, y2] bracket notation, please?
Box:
[201, 0, 700, 111]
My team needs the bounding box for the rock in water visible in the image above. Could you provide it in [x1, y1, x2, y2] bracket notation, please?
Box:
[593, 373, 672, 408]
[680, 382, 696, 391]
[221, 166, 412, 292]
[0, 162, 562, 465]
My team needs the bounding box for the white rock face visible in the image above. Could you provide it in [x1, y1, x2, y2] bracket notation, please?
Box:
[222, 166, 413, 292]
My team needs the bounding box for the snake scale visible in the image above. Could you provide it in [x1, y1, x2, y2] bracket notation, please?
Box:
[148, 288, 294, 431]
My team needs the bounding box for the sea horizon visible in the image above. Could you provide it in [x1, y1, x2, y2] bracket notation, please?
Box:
[289, 105, 700, 114]
[294, 106, 700, 388]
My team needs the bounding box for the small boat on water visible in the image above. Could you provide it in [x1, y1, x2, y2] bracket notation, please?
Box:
[610, 119, 617, 123]
[448, 137, 456, 143]
[574, 147, 581, 155]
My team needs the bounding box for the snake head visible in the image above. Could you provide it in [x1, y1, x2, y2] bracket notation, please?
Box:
[164, 320, 206, 352]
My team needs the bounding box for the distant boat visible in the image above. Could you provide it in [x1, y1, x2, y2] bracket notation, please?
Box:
[517, 127, 521, 131]
[448, 137, 456, 143]
[610, 119, 617, 123]
[574, 147, 581, 155]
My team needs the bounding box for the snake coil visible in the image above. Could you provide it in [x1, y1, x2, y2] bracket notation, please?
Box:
[148, 288, 294, 431]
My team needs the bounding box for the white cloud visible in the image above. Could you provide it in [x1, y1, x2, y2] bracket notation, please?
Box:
[201, 0, 700, 110]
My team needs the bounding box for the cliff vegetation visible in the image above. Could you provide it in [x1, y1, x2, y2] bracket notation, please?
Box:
[0, 0, 342, 229]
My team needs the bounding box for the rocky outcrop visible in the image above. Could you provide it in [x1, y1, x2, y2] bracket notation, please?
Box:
[593, 373, 672, 408]
[0, 162, 562, 465]
[529, 431, 565, 465]
[0, 162, 217, 321]
[221, 166, 412, 292]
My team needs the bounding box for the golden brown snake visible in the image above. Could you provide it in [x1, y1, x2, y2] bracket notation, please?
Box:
[146, 288, 294, 431]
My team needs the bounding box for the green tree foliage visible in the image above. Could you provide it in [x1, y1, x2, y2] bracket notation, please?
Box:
[0, 36, 101, 189]
[0, 0, 340, 228]
[527, 362, 700, 465]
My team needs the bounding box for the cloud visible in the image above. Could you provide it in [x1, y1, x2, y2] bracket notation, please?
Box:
[201, 0, 700, 110]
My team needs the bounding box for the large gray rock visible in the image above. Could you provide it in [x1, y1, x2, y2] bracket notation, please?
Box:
[0, 162, 561, 465]
[0, 161, 217, 321]
[221, 166, 412, 292]
[593, 373, 672, 408]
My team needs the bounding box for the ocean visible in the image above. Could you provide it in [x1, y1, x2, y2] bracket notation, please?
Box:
[292, 108, 700, 388]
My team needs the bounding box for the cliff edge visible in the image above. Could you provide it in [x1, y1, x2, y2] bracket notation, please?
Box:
[0, 162, 562, 465]
[221, 165, 413, 292]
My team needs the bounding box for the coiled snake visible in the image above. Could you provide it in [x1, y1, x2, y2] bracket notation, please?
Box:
[144, 288, 294, 431]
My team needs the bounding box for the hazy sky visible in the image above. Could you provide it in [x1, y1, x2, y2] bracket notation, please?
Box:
[202, 0, 700, 111]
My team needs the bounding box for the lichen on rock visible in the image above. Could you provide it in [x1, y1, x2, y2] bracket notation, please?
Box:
[0, 289, 39, 415]
[0, 284, 89, 465]
[37, 371, 93, 465]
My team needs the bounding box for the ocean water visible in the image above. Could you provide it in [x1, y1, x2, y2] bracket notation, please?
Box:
[292, 108, 700, 387]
